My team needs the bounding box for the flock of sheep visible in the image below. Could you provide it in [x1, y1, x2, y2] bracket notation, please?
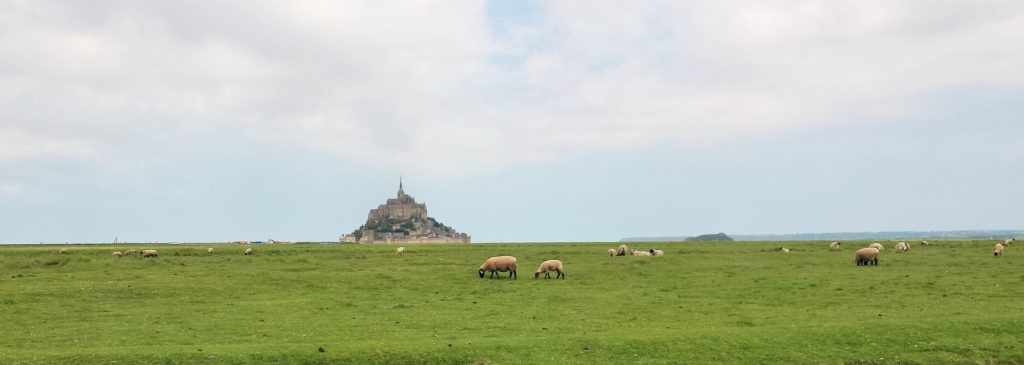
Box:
[833, 238, 1014, 266]
[58, 247, 251, 258]
[608, 244, 665, 257]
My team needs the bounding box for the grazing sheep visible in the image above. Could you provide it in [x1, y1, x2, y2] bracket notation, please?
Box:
[112, 251, 122, 257]
[650, 249, 664, 256]
[855, 247, 880, 266]
[1005, 238, 1015, 246]
[123, 249, 136, 256]
[920, 240, 930, 246]
[995, 243, 1004, 256]
[58, 248, 67, 254]
[608, 248, 617, 257]
[207, 247, 214, 253]
[141, 249, 158, 258]
[396, 246, 405, 255]
[534, 260, 565, 279]
[869, 242, 885, 251]
[479, 256, 517, 279]
[632, 249, 652, 256]
[895, 242, 909, 253]
[780, 247, 790, 253]
[830, 241, 842, 250]
[617, 244, 628, 256]
[244, 247, 253, 256]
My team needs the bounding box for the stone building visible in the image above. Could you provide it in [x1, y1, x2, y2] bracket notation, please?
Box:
[343, 180, 470, 244]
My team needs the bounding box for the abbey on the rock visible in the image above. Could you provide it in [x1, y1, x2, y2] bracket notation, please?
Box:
[341, 180, 470, 244]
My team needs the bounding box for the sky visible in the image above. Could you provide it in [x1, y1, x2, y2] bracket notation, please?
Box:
[2, 0, 1023, 243]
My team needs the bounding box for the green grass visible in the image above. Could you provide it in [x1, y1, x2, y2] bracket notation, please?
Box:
[1, 241, 1022, 364]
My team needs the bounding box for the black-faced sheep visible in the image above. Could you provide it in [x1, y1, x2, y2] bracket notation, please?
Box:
[112, 251, 122, 257]
[608, 248, 617, 257]
[617, 244, 628, 256]
[895, 242, 909, 253]
[1005, 238, 1015, 246]
[141, 249, 158, 258]
[995, 243, 1004, 256]
[244, 247, 253, 255]
[534, 260, 564, 279]
[396, 247, 405, 255]
[650, 249, 664, 256]
[479, 256, 517, 279]
[830, 241, 842, 250]
[919, 240, 930, 246]
[855, 247, 879, 266]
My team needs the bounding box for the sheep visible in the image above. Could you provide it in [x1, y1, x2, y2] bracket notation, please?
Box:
[207, 247, 214, 253]
[995, 243, 1004, 256]
[123, 249, 136, 256]
[617, 244, 628, 256]
[1005, 238, 1015, 246]
[830, 241, 842, 250]
[780, 247, 790, 253]
[650, 249, 664, 256]
[869, 242, 885, 251]
[58, 248, 67, 254]
[141, 249, 158, 258]
[244, 247, 253, 256]
[855, 247, 880, 266]
[534, 259, 565, 279]
[112, 251, 122, 257]
[608, 248, 617, 257]
[920, 240, 930, 246]
[895, 242, 909, 253]
[479, 256, 517, 279]
[631, 249, 651, 256]
[396, 246, 405, 255]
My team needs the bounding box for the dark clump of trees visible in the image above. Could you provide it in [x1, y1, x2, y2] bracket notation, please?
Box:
[686, 232, 733, 241]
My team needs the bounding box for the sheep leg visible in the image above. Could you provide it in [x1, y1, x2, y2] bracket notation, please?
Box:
[511, 270, 517, 279]
[490, 271, 495, 278]
[558, 270, 564, 279]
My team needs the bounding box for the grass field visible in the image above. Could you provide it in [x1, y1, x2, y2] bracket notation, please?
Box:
[1, 241, 1022, 364]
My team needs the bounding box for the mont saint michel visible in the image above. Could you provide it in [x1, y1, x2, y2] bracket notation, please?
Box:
[342, 181, 470, 244]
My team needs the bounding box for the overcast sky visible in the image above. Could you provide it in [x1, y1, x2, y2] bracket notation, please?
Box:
[2, 1, 1022, 243]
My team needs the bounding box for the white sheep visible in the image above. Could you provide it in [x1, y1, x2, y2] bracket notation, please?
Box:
[995, 243, 1004, 256]
[534, 259, 565, 279]
[895, 242, 909, 253]
[780, 247, 790, 253]
[631, 249, 651, 256]
[869, 242, 885, 251]
[1005, 238, 1015, 246]
[919, 240, 930, 246]
[650, 249, 664, 256]
[479, 256, 517, 279]
[830, 241, 842, 250]
[112, 251, 122, 257]
[608, 248, 617, 257]
[207, 247, 214, 253]
[123, 249, 136, 256]
[58, 248, 67, 254]
[244, 247, 253, 256]
[855, 247, 880, 266]
[617, 244, 628, 256]
[141, 249, 158, 258]
[396, 246, 405, 255]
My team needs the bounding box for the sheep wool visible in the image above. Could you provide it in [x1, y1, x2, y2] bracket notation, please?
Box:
[112, 251, 122, 257]
[855, 247, 880, 266]
[479, 256, 518, 279]
[617, 244, 628, 257]
[995, 243, 1004, 256]
[141, 250, 158, 258]
[830, 241, 842, 250]
[920, 240, 930, 246]
[608, 248, 617, 257]
[208, 248, 214, 253]
[650, 249, 665, 256]
[396, 247, 406, 255]
[1005, 238, 1015, 246]
[534, 259, 565, 279]
[244, 247, 253, 256]
[780, 247, 790, 253]
[58, 248, 67, 254]
[123, 249, 136, 256]
[869, 243, 885, 251]
[895, 242, 909, 253]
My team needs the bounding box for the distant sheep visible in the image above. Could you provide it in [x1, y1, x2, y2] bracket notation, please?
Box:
[855, 247, 880, 266]
[780, 247, 790, 253]
[830, 241, 841, 250]
[1005, 238, 1015, 246]
[650, 249, 664, 256]
[244, 247, 253, 256]
[617, 244, 628, 256]
[919, 240, 930, 246]
[995, 243, 1004, 256]
[869, 243, 885, 251]
[479, 256, 517, 279]
[58, 248, 67, 254]
[123, 249, 136, 256]
[608, 248, 617, 257]
[112, 251, 122, 257]
[141, 250, 158, 258]
[895, 242, 909, 253]
[396, 246, 405, 255]
[534, 259, 565, 279]
[207, 247, 214, 253]
[632, 249, 652, 256]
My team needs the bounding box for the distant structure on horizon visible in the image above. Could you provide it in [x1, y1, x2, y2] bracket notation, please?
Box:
[341, 180, 470, 244]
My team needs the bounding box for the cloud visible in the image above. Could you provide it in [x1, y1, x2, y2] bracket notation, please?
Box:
[2, 1, 1022, 177]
